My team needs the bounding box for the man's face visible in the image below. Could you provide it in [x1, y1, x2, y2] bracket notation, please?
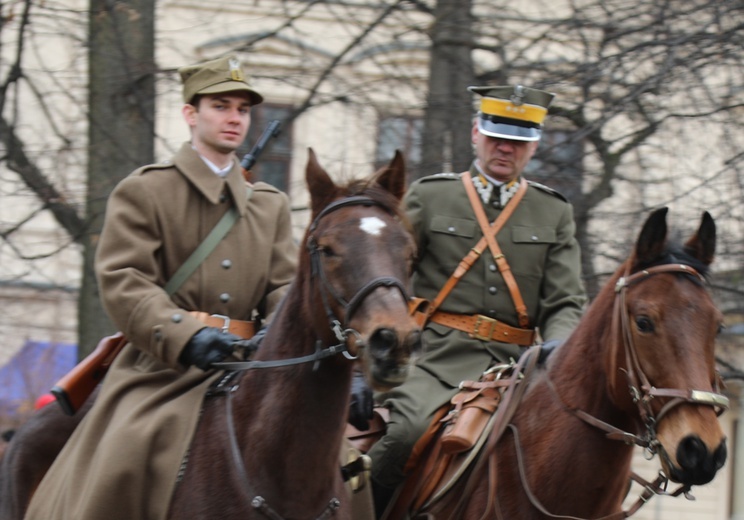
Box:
[472, 121, 539, 183]
[183, 92, 252, 155]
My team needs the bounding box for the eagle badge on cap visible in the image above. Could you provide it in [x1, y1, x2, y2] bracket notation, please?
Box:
[510, 85, 526, 106]
[229, 57, 243, 81]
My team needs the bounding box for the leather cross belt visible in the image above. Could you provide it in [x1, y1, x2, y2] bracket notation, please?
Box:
[189, 311, 256, 339]
[429, 311, 535, 346]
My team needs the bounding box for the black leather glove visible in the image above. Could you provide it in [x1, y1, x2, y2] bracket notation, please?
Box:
[179, 327, 242, 371]
[538, 338, 564, 365]
[234, 325, 268, 360]
[348, 370, 374, 431]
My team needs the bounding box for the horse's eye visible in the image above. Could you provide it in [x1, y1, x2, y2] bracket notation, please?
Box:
[717, 323, 726, 335]
[635, 316, 655, 333]
[319, 245, 336, 258]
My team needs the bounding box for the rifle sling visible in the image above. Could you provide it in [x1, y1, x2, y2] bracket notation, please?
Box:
[164, 204, 241, 296]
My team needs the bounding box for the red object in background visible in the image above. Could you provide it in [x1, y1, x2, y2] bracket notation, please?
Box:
[34, 393, 56, 410]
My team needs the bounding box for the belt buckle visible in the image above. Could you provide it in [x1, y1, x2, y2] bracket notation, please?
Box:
[211, 314, 231, 334]
[471, 314, 497, 341]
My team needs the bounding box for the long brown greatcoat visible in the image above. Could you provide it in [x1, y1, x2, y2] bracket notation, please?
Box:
[25, 143, 298, 520]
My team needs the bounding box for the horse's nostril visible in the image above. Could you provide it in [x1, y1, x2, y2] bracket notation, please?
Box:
[677, 436, 706, 470]
[369, 328, 398, 353]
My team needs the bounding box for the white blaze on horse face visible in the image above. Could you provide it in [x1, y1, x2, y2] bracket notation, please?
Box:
[360, 216, 387, 236]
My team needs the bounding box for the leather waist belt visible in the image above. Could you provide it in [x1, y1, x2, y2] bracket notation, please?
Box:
[429, 311, 535, 346]
[189, 312, 256, 339]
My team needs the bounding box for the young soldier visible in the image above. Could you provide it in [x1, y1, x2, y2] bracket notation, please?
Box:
[25, 55, 297, 520]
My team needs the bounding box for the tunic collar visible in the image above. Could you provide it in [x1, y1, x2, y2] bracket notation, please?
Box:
[174, 142, 248, 217]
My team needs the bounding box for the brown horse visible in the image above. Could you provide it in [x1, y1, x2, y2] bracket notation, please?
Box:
[0, 150, 421, 519]
[396, 208, 728, 519]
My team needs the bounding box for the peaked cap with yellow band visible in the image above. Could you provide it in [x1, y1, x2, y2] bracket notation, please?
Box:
[469, 85, 555, 142]
[179, 54, 263, 106]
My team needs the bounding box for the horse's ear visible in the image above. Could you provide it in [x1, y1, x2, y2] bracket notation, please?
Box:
[684, 211, 716, 265]
[634, 207, 669, 265]
[373, 150, 407, 202]
[306, 148, 339, 215]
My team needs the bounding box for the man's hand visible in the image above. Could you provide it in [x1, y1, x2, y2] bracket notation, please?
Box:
[538, 338, 563, 365]
[234, 325, 268, 360]
[348, 370, 374, 431]
[179, 327, 242, 370]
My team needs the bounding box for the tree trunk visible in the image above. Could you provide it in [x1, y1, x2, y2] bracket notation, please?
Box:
[79, 0, 156, 357]
[416, 0, 475, 181]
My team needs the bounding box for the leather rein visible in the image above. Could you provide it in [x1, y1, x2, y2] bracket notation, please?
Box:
[209, 195, 410, 520]
[530, 263, 730, 519]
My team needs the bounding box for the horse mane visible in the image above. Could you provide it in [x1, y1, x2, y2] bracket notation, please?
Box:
[343, 177, 408, 224]
[633, 244, 711, 280]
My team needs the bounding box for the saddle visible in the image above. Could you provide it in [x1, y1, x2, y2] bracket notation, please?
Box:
[345, 346, 540, 518]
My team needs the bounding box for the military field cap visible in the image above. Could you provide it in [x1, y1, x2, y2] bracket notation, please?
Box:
[469, 85, 555, 141]
[179, 54, 263, 105]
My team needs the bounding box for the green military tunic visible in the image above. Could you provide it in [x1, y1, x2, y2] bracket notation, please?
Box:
[25, 143, 298, 520]
[369, 164, 586, 489]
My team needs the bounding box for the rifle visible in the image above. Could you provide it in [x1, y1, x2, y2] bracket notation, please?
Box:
[51, 120, 283, 415]
[241, 119, 281, 173]
[51, 332, 127, 415]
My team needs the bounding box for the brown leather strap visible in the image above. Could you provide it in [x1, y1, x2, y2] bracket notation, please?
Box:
[429, 310, 535, 346]
[425, 172, 528, 324]
[462, 172, 530, 328]
[189, 311, 256, 339]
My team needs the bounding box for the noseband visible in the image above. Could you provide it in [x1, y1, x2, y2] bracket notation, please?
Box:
[610, 263, 728, 452]
[306, 195, 410, 357]
[534, 263, 730, 517]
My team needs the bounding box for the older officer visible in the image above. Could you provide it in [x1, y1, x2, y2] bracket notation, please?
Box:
[25, 55, 297, 520]
[368, 85, 587, 514]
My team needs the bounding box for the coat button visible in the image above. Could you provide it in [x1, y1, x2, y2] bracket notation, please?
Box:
[171, 313, 183, 323]
[221, 259, 232, 269]
[489, 264, 497, 272]
[219, 193, 227, 203]
[448, 226, 456, 232]
[488, 286, 498, 295]
[220, 293, 231, 303]
[531, 235, 538, 241]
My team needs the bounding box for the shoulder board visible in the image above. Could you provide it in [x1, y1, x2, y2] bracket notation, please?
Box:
[527, 180, 568, 203]
[132, 160, 175, 176]
[418, 172, 461, 183]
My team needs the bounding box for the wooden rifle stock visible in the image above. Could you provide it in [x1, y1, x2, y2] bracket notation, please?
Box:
[51, 332, 128, 415]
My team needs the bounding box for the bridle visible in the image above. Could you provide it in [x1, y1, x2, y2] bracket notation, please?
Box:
[533, 262, 729, 519]
[306, 195, 410, 358]
[549, 263, 728, 452]
[207, 195, 411, 520]
[606, 263, 728, 451]
[214, 195, 410, 371]
[494, 263, 731, 520]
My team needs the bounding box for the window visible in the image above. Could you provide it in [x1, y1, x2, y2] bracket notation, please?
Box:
[375, 116, 423, 171]
[238, 104, 293, 194]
